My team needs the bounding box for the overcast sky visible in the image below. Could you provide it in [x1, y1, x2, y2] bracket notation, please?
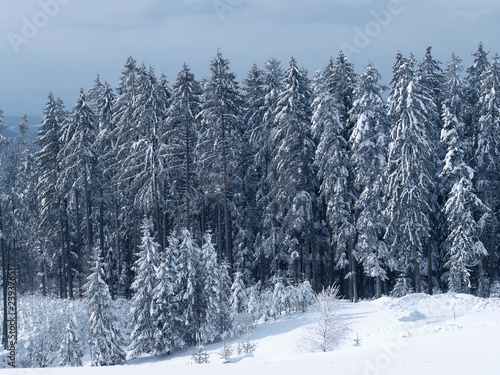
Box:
[0, 0, 498, 118]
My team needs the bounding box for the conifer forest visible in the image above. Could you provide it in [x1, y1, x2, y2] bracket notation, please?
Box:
[1, 42, 500, 366]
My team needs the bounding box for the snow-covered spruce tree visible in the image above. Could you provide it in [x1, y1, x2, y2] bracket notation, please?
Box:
[164, 63, 202, 233]
[129, 217, 160, 358]
[109, 56, 140, 296]
[174, 228, 201, 346]
[198, 232, 221, 343]
[58, 315, 83, 367]
[464, 42, 489, 147]
[313, 60, 355, 300]
[326, 51, 358, 135]
[349, 62, 390, 298]
[440, 53, 488, 293]
[417, 46, 446, 294]
[152, 234, 184, 354]
[249, 58, 284, 286]
[217, 261, 234, 338]
[35, 93, 68, 297]
[86, 251, 126, 366]
[299, 285, 350, 353]
[58, 89, 98, 296]
[122, 64, 168, 249]
[384, 53, 436, 295]
[269, 57, 317, 286]
[231, 270, 248, 314]
[474, 53, 500, 294]
[197, 50, 243, 269]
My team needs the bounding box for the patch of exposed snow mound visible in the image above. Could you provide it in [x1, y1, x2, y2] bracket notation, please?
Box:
[399, 310, 427, 322]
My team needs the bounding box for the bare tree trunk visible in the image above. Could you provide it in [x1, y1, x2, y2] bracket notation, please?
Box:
[84, 176, 93, 269]
[99, 188, 105, 257]
[221, 117, 233, 272]
[217, 202, 223, 263]
[348, 238, 358, 302]
[478, 259, 486, 298]
[427, 237, 432, 295]
[64, 211, 74, 300]
[60, 215, 67, 299]
[414, 258, 421, 293]
[114, 195, 122, 296]
[75, 189, 82, 297]
[185, 117, 191, 232]
[376, 275, 381, 299]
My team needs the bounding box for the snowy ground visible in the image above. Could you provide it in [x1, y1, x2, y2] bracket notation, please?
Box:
[5, 293, 500, 375]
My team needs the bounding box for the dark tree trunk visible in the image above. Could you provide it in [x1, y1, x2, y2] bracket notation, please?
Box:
[99, 188, 105, 258]
[64, 210, 74, 300]
[75, 189, 82, 296]
[428, 237, 432, 295]
[60, 216, 67, 299]
[84, 176, 93, 265]
[114, 195, 122, 296]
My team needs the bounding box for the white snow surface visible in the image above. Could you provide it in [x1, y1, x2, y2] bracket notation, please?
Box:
[6, 293, 500, 374]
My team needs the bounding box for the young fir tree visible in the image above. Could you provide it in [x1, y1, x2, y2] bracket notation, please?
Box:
[441, 53, 488, 293]
[384, 53, 437, 295]
[152, 234, 182, 354]
[58, 315, 83, 367]
[230, 271, 248, 314]
[174, 228, 201, 346]
[349, 62, 390, 298]
[129, 217, 160, 358]
[86, 252, 126, 366]
[193, 233, 219, 344]
[269, 57, 317, 287]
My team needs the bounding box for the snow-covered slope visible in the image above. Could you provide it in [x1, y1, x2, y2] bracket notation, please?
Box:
[6, 293, 500, 375]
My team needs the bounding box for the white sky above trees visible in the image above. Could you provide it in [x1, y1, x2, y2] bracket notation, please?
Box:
[0, 0, 498, 117]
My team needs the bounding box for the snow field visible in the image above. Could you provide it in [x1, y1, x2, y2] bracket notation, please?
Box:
[3, 293, 499, 375]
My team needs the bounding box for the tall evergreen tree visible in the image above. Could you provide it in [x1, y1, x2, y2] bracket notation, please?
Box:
[441, 53, 488, 293]
[129, 217, 160, 357]
[350, 62, 390, 298]
[270, 57, 317, 287]
[197, 50, 243, 269]
[249, 59, 284, 286]
[58, 89, 97, 293]
[86, 252, 126, 366]
[164, 63, 202, 233]
[384, 54, 436, 294]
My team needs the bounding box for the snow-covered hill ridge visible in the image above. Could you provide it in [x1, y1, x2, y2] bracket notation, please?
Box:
[4, 293, 500, 375]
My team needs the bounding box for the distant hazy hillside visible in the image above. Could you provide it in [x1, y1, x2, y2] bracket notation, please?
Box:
[2, 115, 42, 140]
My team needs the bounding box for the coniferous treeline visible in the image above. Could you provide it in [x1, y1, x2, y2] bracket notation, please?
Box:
[1, 44, 499, 332]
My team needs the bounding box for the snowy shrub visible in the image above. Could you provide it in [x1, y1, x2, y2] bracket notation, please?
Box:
[390, 277, 414, 297]
[13, 295, 88, 368]
[299, 286, 350, 352]
[219, 332, 234, 363]
[190, 333, 210, 364]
